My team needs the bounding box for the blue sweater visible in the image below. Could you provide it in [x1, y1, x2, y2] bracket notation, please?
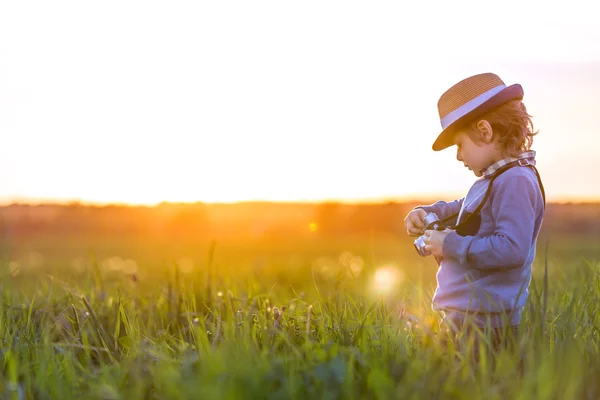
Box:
[418, 165, 545, 327]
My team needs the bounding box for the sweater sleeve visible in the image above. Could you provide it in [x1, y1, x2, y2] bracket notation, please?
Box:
[441, 173, 538, 269]
[414, 198, 464, 221]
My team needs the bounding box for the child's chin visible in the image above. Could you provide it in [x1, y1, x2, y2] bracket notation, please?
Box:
[473, 170, 483, 177]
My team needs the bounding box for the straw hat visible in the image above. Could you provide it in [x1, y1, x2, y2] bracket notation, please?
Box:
[432, 73, 524, 151]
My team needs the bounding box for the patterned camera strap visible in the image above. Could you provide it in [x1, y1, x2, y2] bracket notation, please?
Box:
[441, 159, 546, 230]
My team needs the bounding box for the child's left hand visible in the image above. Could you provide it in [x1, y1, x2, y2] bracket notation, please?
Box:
[424, 229, 454, 258]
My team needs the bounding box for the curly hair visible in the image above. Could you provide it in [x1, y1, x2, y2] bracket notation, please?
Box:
[467, 100, 538, 157]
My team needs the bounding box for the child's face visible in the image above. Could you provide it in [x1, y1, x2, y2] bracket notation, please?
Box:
[453, 121, 504, 177]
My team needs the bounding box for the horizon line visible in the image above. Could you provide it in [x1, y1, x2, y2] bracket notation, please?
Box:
[1, 195, 599, 207]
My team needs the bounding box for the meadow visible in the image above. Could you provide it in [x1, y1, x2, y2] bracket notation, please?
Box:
[1, 202, 599, 399]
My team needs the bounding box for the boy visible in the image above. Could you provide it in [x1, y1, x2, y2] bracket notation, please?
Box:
[404, 72, 545, 342]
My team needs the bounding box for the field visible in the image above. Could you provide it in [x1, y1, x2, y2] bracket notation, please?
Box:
[1, 202, 600, 399]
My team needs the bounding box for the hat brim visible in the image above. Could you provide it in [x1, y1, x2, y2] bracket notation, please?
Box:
[432, 84, 524, 151]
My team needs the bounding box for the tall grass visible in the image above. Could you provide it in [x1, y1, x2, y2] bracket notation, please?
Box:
[0, 250, 599, 399]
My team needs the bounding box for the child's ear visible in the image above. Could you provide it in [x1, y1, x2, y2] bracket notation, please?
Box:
[475, 120, 494, 143]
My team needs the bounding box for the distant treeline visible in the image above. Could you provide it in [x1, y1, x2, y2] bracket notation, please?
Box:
[1, 201, 599, 239]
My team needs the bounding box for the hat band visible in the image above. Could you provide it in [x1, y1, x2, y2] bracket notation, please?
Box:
[440, 84, 506, 129]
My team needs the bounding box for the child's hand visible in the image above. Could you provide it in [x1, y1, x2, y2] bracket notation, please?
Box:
[404, 208, 427, 237]
[424, 228, 453, 258]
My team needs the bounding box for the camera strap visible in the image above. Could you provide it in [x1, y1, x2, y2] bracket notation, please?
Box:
[444, 159, 545, 231]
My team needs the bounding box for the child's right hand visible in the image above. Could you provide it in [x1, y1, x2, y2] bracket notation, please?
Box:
[404, 208, 427, 237]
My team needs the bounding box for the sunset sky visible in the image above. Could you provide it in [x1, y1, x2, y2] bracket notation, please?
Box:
[1, 1, 599, 205]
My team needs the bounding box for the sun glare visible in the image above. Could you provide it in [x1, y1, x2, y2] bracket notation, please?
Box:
[372, 266, 403, 295]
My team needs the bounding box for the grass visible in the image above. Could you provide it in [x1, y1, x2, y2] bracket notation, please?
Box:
[0, 234, 599, 399]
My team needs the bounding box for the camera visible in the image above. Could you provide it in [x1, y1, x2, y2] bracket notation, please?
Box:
[413, 212, 443, 257]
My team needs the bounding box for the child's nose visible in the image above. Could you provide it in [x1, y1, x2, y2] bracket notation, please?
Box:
[456, 148, 463, 162]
